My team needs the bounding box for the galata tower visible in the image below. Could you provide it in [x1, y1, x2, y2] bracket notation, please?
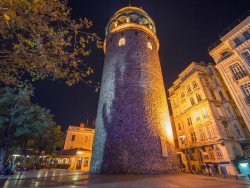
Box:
[90, 6, 178, 174]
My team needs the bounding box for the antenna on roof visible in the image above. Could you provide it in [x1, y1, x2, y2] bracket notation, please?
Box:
[129, 0, 131, 6]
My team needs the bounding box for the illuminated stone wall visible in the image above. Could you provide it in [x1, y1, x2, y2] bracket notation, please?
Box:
[90, 7, 178, 174]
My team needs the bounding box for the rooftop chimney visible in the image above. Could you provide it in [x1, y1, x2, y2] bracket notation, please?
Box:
[80, 123, 85, 128]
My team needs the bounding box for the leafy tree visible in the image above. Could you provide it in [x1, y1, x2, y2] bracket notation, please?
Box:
[0, 86, 32, 162]
[33, 121, 64, 163]
[0, 0, 102, 87]
[13, 103, 54, 166]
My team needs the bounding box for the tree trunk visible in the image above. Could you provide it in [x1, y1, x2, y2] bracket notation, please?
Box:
[21, 139, 28, 168]
[0, 126, 10, 163]
[33, 148, 43, 164]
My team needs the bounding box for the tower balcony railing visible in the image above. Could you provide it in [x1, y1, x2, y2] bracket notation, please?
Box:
[245, 96, 250, 105]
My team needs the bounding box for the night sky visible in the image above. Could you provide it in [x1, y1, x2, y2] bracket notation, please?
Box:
[32, 0, 250, 131]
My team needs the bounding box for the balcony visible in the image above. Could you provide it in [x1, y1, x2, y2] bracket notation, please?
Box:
[232, 71, 249, 81]
[245, 96, 250, 105]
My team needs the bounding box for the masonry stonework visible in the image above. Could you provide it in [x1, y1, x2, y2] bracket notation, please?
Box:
[90, 6, 178, 174]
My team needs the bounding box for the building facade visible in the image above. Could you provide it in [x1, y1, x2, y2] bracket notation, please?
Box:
[209, 12, 250, 130]
[90, 6, 178, 174]
[55, 123, 95, 171]
[168, 61, 250, 175]
[63, 123, 95, 151]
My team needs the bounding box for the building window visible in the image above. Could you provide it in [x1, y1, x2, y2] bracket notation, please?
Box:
[173, 99, 177, 106]
[233, 145, 240, 157]
[119, 37, 126, 46]
[71, 135, 75, 141]
[194, 111, 200, 121]
[242, 125, 250, 136]
[187, 117, 192, 126]
[242, 50, 250, 65]
[233, 124, 242, 137]
[207, 67, 213, 75]
[233, 37, 242, 47]
[191, 132, 197, 142]
[178, 123, 182, 130]
[243, 30, 250, 40]
[226, 106, 233, 118]
[84, 136, 88, 142]
[196, 93, 202, 102]
[219, 91, 226, 101]
[240, 82, 250, 105]
[229, 62, 248, 80]
[222, 51, 230, 58]
[187, 86, 192, 93]
[201, 108, 208, 118]
[181, 92, 185, 98]
[215, 148, 223, 159]
[190, 97, 195, 106]
[216, 106, 224, 117]
[207, 127, 214, 138]
[213, 78, 219, 87]
[200, 130, 206, 140]
[192, 81, 198, 89]
[224, 125, 232, 137]
[209, 149, 215, 159]
[240, 82, 250, 97]
[84, 157, 89, 166]
[147, 42, 152, 50]
[210, 90, 216, 100]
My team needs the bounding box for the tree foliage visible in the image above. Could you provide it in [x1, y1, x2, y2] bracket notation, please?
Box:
[33, 120, 64, 155]
[0, 86, 63, 163]
[0, 0, 102, 87]
[0, 86, 32, 162]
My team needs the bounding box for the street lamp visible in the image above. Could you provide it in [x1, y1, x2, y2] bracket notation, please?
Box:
[180, 135, 191, 172]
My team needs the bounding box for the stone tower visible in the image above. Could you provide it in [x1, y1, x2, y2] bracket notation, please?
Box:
[90, 6, 178, 174]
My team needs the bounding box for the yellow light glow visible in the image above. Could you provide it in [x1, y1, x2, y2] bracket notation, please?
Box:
[119, 37, 126, 46]
[147, 42, 152, 50]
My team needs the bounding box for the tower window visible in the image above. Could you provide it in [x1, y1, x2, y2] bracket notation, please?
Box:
[147, 42, 152, 50]
[119, 37, 125, 46]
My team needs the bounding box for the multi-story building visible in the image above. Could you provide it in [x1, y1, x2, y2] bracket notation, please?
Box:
[63, 123, 95, 151]
[208, 11, 250, 130]
[168, 61, 250, 175]
[55, 123, 95, 171]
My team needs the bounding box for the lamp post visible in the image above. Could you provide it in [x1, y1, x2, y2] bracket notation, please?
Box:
[180, 135, 191, 172]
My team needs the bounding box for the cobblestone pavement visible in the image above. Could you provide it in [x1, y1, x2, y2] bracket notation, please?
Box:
[1, 170, 250, 188]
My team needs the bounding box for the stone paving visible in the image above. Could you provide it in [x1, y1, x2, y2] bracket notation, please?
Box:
[1, 170, 250, 188]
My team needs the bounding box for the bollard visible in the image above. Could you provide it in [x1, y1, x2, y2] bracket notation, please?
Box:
[235, 175, 238, 180]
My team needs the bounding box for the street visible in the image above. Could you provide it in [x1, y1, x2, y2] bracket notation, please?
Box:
[1, 170, 250, 188]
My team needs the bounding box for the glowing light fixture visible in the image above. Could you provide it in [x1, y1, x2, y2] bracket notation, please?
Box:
[147, 42, 152, 50]
[239, 163, 248, 168]
[119, 37, 126, 46]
